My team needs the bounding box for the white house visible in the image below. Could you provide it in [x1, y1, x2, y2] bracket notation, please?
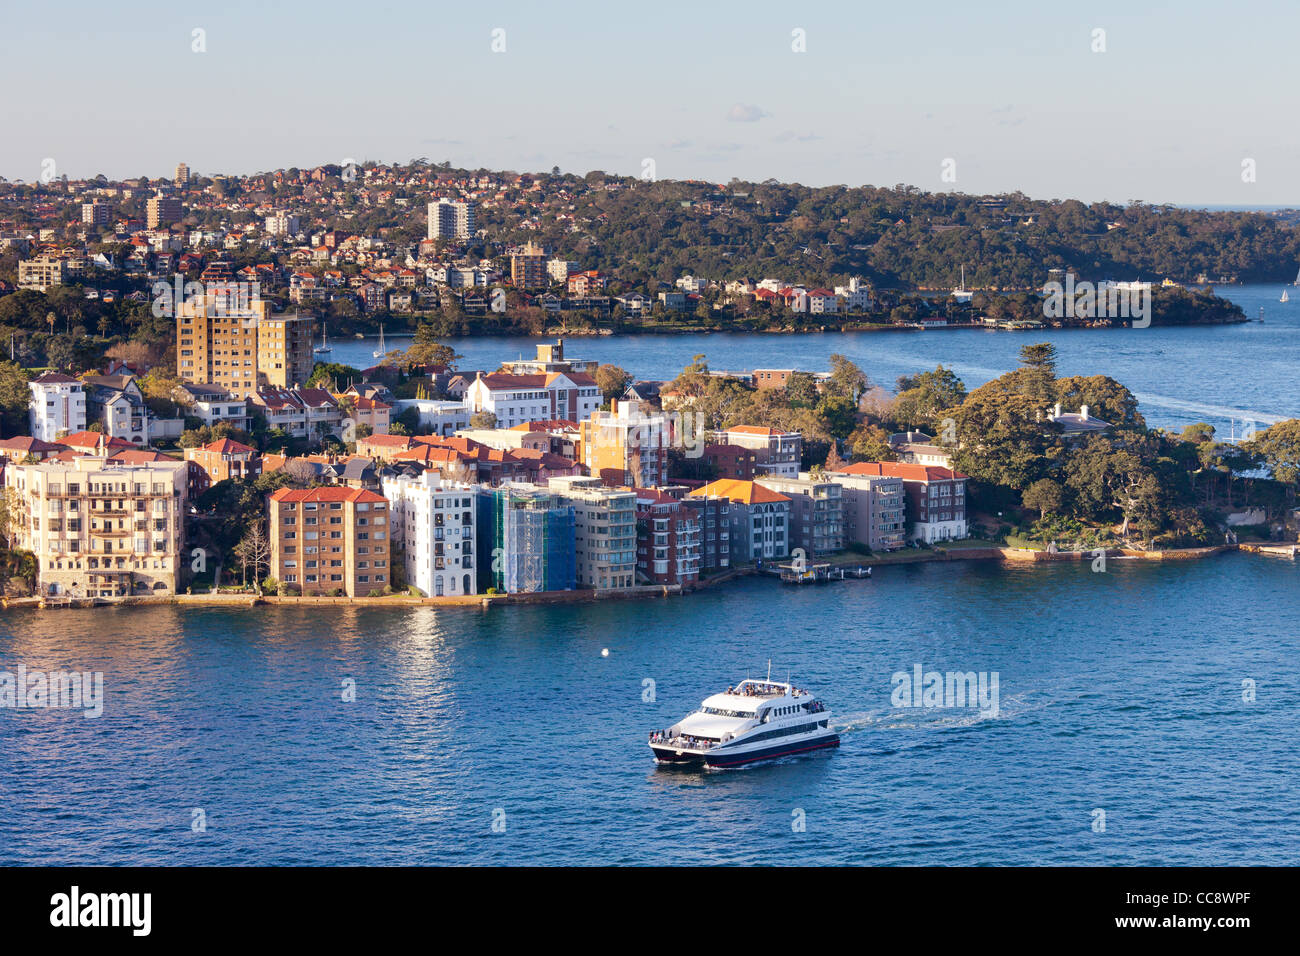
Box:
[28, 372, 87, 441]
[381, 472, 477, 597]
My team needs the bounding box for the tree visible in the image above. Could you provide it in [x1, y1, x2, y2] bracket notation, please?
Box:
[1017, 342, 1058, 402]
[0, 361, 32, 438]
[825, 354, 869, 402]
[815, 394, 859, 440]
[404, 323, 461, 369]
[306, 362, 362, 389]
[847, 423, 895, 462]
[1244, 419, 1300, 487]
[232, 519, 271, 594]
[1022, 478, 1064, 518]
[593, 364, 632, 404]
[784, 372, 819, 406]
[893, 365, 967, 428]
[470, 411, 498, 429]
[952, 387, 1059, 491]
[1053, 375, 1144, 429]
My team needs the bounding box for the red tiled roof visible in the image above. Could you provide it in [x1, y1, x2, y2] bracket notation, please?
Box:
[833, 461, 968, 481]
[202, 438, 257, 455]
[270, 487, 386, 503]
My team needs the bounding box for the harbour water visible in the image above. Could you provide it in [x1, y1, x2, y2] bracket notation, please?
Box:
[330, 285, 1299, 437]
[3, 555, 1298, 865]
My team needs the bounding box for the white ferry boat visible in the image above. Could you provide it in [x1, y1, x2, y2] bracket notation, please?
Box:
[648, 678, 838, 768]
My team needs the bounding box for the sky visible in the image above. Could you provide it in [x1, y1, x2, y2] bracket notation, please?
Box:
[3, 0, 1298, 205]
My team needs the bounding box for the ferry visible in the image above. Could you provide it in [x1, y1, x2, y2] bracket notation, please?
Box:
[648, 677, 838, 768]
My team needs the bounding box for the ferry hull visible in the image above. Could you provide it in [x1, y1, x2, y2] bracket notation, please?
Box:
[703, 734, 839, 769]
[650, 745, 708, 765]
[651, 734, 840, 769]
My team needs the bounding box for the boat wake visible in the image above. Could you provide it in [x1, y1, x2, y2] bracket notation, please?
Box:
[832, 693, 1052, 736]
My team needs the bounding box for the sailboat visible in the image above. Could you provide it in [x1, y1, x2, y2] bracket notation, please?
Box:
[952, 265, 973, 302]
[1293, 266, 1300, 286]
[314, 325, 331, 354]
[1281, 289, 1290, 303]
[372, 324, 386, 358]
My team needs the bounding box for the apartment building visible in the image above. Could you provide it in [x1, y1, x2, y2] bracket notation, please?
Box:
[426, 198, 475, 240]
[715, 425, 802, 478]
[475, 484, 576, 593]
[82, 200, 112, 226]
[146, 192, 183, 228]
[548, 475, 637, 590]
[678, 490, 731, 574]
[509, 240, 547, 290]
[176, 294, 314, 399]
[268, 487, 390, 596]
[689, 478, 790, 563]
[381, 472, 477, 597]
[579, 400, 669, 488]
[3, 456, 188, 597]
[28, 372, 87, 441]
[264, 211, 300, 236]
[834, 462, 968, 544]
[634, 488, 701, 587]
[825, 467, 906, 552]
[466, 371, 601, 428]
[755, 475, 845, 558]
[17, 256, 67, 292]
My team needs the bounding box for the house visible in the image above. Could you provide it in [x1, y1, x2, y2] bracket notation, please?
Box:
[185, 438, 261, 494]
[888, 431, 954, 468]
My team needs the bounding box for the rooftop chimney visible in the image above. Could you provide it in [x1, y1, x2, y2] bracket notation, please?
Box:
[1080, 404, 1089, 421]
[1053, 402, 1062, 418]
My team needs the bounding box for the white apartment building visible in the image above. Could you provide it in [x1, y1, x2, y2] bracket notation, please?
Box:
[29, 372, 87, 441]
[466, 371, 601, 428]
[3, 456, 188, 597]
[427, 199, 475, 240]
[264, 211, 300, 236]
[548, 476, 637, 590]
[381, 472, 478, 598]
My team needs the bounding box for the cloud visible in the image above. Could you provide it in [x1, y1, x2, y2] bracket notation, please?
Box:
[774, 131, 823, 143]
[727, 103, 769, 123]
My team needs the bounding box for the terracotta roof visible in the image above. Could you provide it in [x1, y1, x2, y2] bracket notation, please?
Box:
[202, 438, 257, 455]
[62, 430, 133, 450]
[270, 487, 387, 504]
[359, 434, 413, 447]
[0, 436, 65, 453]
[690, 479, 791, 505]
[833, 461, 968, 481]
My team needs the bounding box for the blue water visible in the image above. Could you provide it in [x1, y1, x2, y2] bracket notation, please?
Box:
[3, 554, 1298, 865]
[330, 285, 1299, 437]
